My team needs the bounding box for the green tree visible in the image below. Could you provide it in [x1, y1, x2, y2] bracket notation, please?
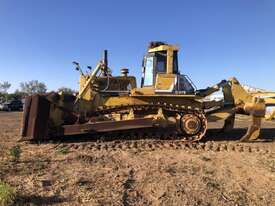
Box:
[6, 92, 25, 100]
[19, 80, 47, 95]
[0, 81, 11, 94]
[57, 87, 76, 95]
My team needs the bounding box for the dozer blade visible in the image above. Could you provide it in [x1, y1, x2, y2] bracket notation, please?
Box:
[21, 95, 51, 141]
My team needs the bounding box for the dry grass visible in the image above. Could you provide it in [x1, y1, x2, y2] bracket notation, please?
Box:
[0, 181, 16, 206]
[0, 112, 274, 205]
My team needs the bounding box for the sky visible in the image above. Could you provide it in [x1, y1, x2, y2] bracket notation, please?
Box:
[0, 0, 275, 92]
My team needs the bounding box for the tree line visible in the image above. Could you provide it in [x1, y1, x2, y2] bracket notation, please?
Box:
[0, 80, 76, 101]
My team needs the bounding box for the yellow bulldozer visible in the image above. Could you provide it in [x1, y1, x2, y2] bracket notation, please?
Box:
[21, 42, 266, 142]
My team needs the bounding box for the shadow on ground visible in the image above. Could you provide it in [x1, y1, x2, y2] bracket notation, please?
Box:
[15, 195, 67, 205]
[32, 127, 275, 144]
[204, 128, 275, 142]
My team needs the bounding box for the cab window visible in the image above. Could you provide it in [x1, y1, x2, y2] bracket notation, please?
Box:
[155, 51, 166, 73]
[143, 57, 154, 86]
[173, 51, 178, 73]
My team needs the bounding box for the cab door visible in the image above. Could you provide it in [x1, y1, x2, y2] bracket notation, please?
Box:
[143, 57, 154, 86]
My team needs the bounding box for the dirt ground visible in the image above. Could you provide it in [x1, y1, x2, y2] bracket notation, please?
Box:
[0, 112, 274, 206]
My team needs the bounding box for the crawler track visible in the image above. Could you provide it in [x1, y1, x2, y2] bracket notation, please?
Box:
[51, 104, 274, 154]
[84, 103, 208, 141]
[57, 140, 273, 154]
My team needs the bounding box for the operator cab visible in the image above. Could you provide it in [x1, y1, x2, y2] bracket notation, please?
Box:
[140, 42, 195, 94]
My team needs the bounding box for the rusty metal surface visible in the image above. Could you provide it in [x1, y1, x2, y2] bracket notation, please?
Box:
[20, 95, 50, 141]
[21, 96, 32, 139]
[62, 118, 154, 136]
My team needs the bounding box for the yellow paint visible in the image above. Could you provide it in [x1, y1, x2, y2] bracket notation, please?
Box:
[148, 44, 178, 74]
[155, 73, 177, 90]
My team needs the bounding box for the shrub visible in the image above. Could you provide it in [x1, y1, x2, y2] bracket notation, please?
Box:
[56, 147, 69, 155]
[0, 181, 16, 206]
[9, 145, 22, 162]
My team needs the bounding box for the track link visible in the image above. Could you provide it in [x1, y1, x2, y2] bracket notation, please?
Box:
[57, 140, 272, 154]
[54, 104, 273, 154]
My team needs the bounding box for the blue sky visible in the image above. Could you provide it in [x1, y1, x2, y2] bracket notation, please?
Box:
[0, 0, 274, 92]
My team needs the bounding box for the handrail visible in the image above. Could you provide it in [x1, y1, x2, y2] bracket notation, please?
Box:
[184, 75, 197, 91]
